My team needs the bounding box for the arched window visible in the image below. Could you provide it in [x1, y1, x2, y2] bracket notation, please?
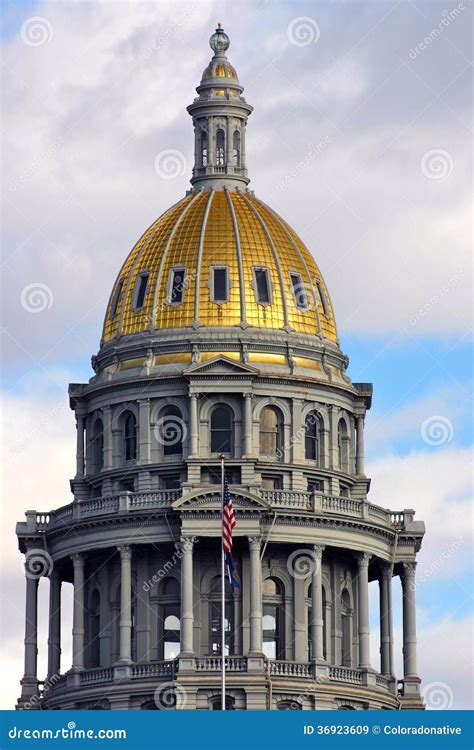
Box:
[277, 701, 302, 710]
[124, 412, 137, 462]
[210, 696, 235, 710]
[209, 576, 234, 656]
[87, 589, 101, 668]
[338, 419, 349, 473]
[216, 129, 225, 166]
[91, 419, 104, 473]
[305, 411, 324, 463]
[341, 588, 352, 667]
[158, 406, 184, 456]
[259, 406, 283, 460]
[262, 577, 285, 659]
[161, 578, 180, 660]
[210, 405, 233, 454]
[232, 130, 240, 167]
[201, 131, 208, 166]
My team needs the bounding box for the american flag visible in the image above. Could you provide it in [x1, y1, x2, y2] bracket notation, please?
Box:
[222, 477, 240, 589]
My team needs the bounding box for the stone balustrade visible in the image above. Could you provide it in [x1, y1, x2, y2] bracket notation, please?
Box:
[269, 660, 312, 678]
[195, 656, 247, 672]
[329, 666, 363, 685]
[20, 491, 414, 535]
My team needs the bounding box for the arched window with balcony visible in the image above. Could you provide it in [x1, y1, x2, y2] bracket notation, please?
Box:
[158, 406, 184, 457]
[210, 405, 233, 454]
[160, 577, 181, 660]
[305, 411, 324, 464]
[262, 577, 285, 660]
[216, 128, 225, 166]
[91, 418, 104, 473]
[123, 411, 137, 462]
[338, 419, 350, 473]
[232, 130, 240, 167]
[259, 406, 283, 460]
[208, 575, 234, 655]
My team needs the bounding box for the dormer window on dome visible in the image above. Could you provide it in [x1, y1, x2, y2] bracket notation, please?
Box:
[253, 266, 272, 305]
[167, 267, 186, 305]
[290, 272, 309, 311]
[210, 266, 230, 304]
[133, 272, 149, 311]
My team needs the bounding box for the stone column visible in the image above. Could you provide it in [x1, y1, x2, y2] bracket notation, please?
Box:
[248, 537, 263, 655]
[243, 393, 253, 457]
[180, 537, 195, 656]
[75, 414, 85, 477]
[291, 398, 304, 463]
[20, 573, 39, 698]
[311, 545, 325, 664]
[47, 570, 61, 678]
[71, 553, 85, 671]
[102, 406, 113, 471]
[379, 564, 393, 676]
[328, 405, 339, 470]
[138, 399, 151, 464]
[401, 562, 418, 679]
[118, 545, 133, 665]
[356, 415, 365, 475]
[189, 393, 199, 457]
[112, 424, 122, 469]
[356, 552, 371, 669]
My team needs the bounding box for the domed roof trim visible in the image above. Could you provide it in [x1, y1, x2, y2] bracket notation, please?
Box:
[102, 190, 337, 344]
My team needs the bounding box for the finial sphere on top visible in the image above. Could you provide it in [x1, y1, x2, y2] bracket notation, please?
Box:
[209, 23, 230, 53]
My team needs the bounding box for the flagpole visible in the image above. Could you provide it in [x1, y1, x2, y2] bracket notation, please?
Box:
[220, 453, 226, 711]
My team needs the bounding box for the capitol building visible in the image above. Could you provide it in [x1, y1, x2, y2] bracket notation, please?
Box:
[16, 25, 425, 711]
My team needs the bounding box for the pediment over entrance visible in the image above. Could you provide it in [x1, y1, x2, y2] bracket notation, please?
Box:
[172, 488, 270, 512]
[184, 355, 259, 378]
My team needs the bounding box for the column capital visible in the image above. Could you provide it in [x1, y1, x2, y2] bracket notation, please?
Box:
[244, 392, 254, 400]
[379, 562, 392, 581]
[70, 553, 84, 568]
[248, 536, 262, 552]
[356, 551, 371, 568]
[312, 544, 325, 560]
[118, 544, 132, 560]
[138, 397, 151, 406]
[178, 536, 195, 554]
[102, 404, 111, 414]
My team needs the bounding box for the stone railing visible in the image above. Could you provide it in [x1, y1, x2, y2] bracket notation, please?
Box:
[20, 489, 414, 535]
[375, 674, 391, 689]
[195, 656, 247, 672]
[80, 668, 113, 685]
[131, 660, 177, 679]
[329, 666, 363, 685]
[269, 660, 312, 678]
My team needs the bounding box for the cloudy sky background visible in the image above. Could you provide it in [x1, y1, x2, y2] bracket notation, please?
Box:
[1, 0, 472, 710]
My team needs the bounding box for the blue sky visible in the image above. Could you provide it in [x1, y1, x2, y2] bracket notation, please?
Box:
[1, 0, 472, 709]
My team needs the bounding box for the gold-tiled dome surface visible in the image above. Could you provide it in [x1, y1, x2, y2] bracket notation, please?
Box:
[102, 190, 337, 343]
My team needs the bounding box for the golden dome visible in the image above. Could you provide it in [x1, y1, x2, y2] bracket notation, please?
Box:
[102, 190, 337, 344]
